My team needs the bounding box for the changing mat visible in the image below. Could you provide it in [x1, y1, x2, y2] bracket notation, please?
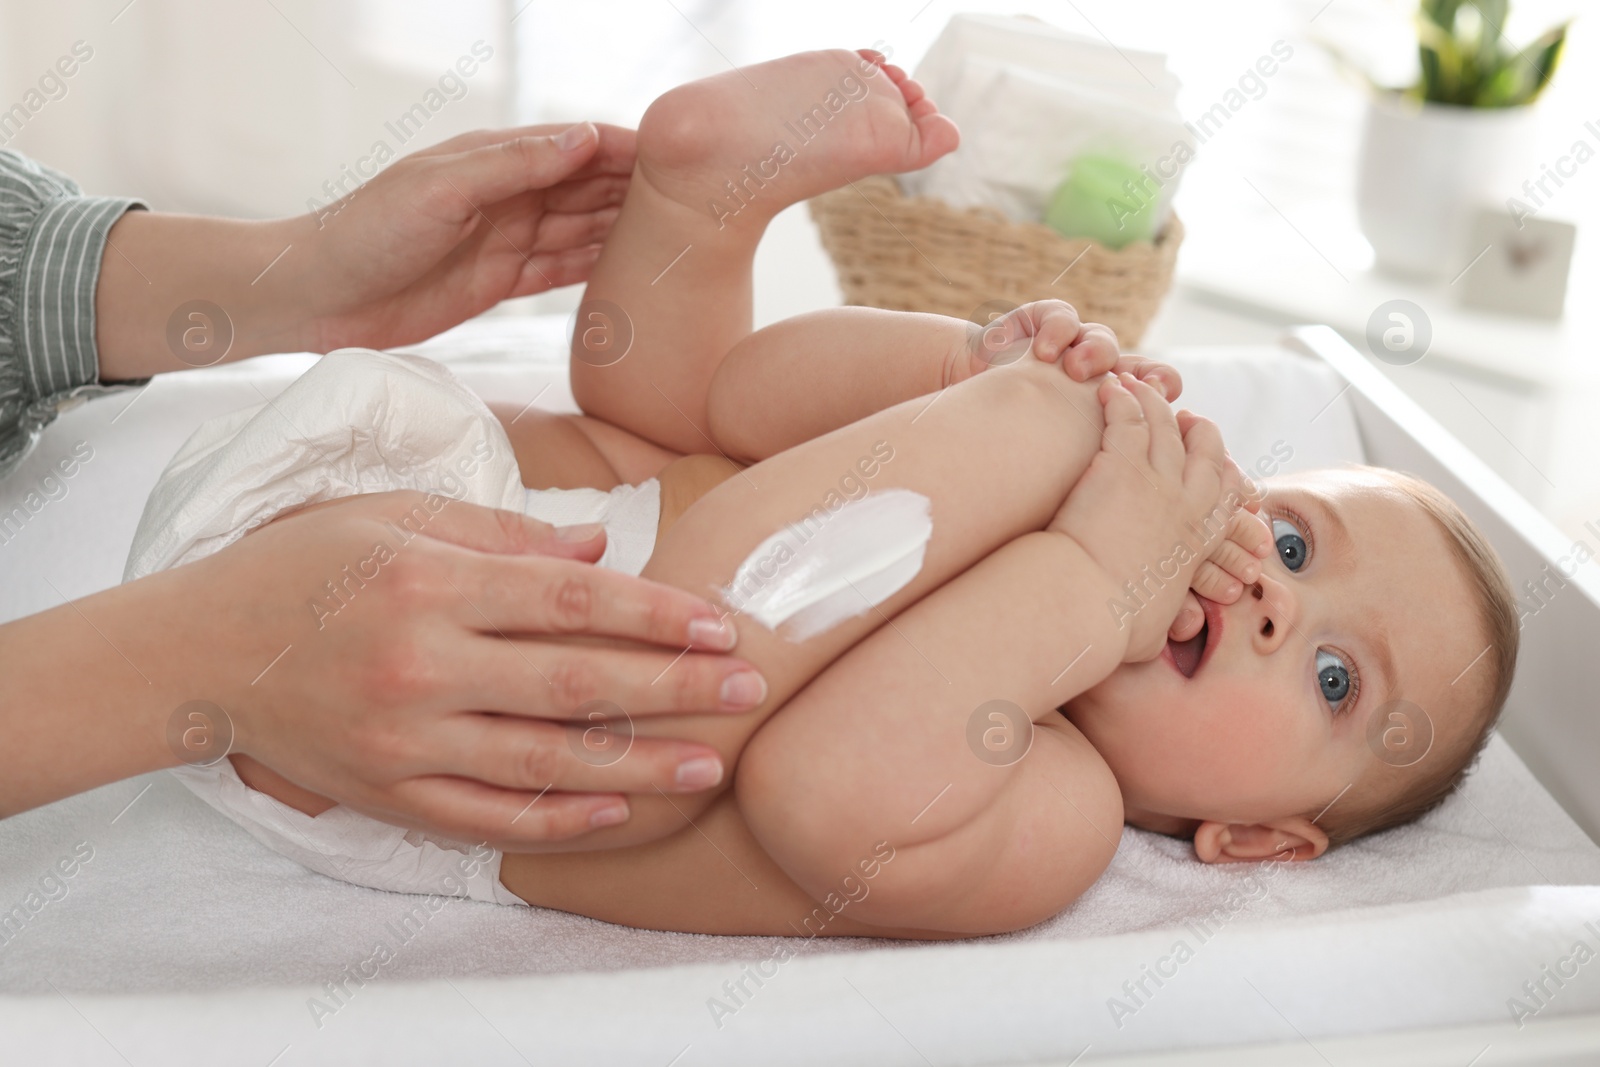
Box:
[2, 318, 1598, 1063]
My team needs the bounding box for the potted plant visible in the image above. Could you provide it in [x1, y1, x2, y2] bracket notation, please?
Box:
[1337, 0, 1568, 278]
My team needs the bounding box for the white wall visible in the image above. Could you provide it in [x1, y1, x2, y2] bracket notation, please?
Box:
[0, 0, 510, 216]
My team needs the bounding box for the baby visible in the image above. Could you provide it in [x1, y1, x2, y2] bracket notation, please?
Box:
[154, 50, 1519, 938]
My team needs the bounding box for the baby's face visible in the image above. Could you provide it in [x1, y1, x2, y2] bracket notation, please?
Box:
[1065, 469, 1485, 833]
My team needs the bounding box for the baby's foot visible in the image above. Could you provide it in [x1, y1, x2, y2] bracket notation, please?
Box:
[952, 300, 1119, 382]
[637, 49, 959, 231]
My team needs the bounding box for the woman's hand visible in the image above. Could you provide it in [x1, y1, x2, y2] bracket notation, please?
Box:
[297, 122, 636, 352]
[96, 123, 636, 381]
[204, 492, 769, 847]
[0, 492, 765, 848]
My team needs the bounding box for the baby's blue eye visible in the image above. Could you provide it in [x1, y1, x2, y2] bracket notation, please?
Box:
[1272, 518, 1308, 572]
[1316, 649, 1351, 707]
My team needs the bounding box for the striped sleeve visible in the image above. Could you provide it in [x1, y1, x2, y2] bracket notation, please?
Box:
[0, 148, 145, 478]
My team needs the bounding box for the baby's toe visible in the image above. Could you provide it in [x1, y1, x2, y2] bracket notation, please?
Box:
[913, 112, 960, 164]
[1191, 561, 1243, 603]
[891, 71, 926, 105]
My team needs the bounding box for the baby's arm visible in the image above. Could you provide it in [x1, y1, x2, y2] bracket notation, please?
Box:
[737, 531, 1130, 933]
[497, 354, 1111, 856]
[736, 376, 1233, 933]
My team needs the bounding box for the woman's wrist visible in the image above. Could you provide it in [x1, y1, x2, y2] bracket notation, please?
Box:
[95, 209, 318, 381]
[0, 574, 185, 816]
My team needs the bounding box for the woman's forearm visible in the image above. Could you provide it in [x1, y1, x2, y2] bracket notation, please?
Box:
[96, 122, 639, 383]
[94, 210, 318, 380]
[705, 307, 968, 463]
[0, 571, 184, 815]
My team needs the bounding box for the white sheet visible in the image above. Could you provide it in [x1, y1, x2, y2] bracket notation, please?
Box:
[2, 318, 1597, 1063]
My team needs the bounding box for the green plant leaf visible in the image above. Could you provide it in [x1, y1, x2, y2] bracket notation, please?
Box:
[1415, 14, 1465, 103]
[1520, 22, 1570, 103]
[1471, 0, 1508, 35]
[1470, 0, 1509, 80]
[1476, 62, 1522, 106]
[1419, 45, 1442, 102]
[1421, 0, 1463, 32]
[1405, 2, 1567, 109]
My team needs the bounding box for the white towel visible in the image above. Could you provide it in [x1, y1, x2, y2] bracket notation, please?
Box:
[902, 14, 1193, 226]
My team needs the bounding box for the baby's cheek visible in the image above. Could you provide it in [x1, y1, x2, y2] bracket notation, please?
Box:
[1199, 681, 1316, 778]
[1197, 677, 1270, 730]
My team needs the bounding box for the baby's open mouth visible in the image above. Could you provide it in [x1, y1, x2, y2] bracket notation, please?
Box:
[1164, 596, 1221, 679]
[1167, 622, 1207, 678]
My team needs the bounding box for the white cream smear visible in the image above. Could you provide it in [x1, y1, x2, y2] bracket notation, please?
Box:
[721, 488, 933, 641]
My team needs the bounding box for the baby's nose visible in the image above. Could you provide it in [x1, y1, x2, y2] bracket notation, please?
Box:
[1250, 577, 1298, 652]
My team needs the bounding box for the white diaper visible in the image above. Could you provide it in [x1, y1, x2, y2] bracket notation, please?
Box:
[124, 348, 661, 906]
[522, 479, 660, 577]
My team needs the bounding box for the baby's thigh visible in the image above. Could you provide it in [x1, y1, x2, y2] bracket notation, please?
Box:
[230, 754, 336, 816]
[251, 494, 358, 531]
[487, 404, 681, 489]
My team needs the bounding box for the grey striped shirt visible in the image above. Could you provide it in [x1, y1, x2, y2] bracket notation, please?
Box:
[0, 149, 144, 479]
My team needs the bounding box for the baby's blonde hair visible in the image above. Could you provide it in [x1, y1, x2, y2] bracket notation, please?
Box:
[1317, 468, 1519, 848]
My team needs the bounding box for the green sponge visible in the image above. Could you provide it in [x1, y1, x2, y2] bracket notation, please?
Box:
[1044, 154, 1157, 249]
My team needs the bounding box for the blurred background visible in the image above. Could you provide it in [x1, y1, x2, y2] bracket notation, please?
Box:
[0, 0, 1594, 541]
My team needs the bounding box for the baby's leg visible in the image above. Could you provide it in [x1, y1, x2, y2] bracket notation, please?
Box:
[570, 50, 957, 454]
[525, 354, 1106, 853]
[707, 306, 969, 463]
[239, 356, 1103, 864]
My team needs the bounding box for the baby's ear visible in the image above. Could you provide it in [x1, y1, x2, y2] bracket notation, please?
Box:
[1193, 817, 1329, 864]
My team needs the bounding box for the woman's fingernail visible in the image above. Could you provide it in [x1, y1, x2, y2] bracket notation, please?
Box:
[589, 802, 628, 828]
[556, 122, 595, 151]
[687, 616, 736, 650]
[720, 670, 768, 710]
[555, 522, 604, 541]
[675, 756, 724, 789]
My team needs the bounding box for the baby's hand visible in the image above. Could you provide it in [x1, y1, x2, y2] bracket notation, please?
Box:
[954, 299, 1182, 400]
[1050, 374, 1229, 662]
[1167, 426, 1274, 642]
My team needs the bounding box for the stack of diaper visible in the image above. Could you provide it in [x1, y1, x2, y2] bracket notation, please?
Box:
[901, 14, 1193, 247]
[123, 349, 661, 905]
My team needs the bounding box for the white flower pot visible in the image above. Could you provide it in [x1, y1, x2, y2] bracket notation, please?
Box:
[1356, 95, 1538, 280]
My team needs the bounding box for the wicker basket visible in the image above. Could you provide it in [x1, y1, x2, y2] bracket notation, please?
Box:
[808, 175, 1183, 347]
